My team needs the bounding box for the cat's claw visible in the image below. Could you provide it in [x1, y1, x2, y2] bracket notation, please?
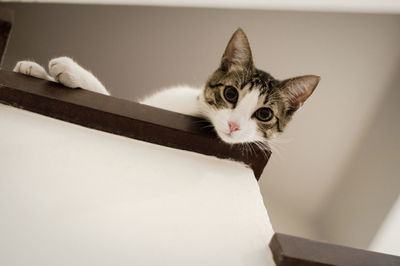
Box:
[13, 61, 54, 81]
[49, 57, 83, 88]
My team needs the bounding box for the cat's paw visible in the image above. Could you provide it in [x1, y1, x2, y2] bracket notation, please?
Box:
[13, 61, 53, 81]
[49, 57, 83, 88]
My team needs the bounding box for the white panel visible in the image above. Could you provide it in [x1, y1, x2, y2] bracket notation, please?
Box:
[370, 196, 400, 256]
[0, 104, 275, 265]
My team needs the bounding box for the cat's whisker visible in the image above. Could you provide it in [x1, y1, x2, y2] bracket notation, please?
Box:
[253, 141, 269, 158]
[253, 142, 267, 157]
[268, 139, 287, 154]
[250, 142, 260, 157]
[191, 119, 209, 124]
[258, 141, 272, 151]
[238, 143, 244, 155]
[200, 126, 216, 132]
[268, 137, 293, 144]
[238, 143, 245, 155]
[265, 140, 285, 161]
[247, 142, 256, 157]
[240, 143, 246, 155]
[254, 141, 267, 151]
[242, 143, 250, 156]
[201, 124, 214, 129]
[257, 140, 272, 156]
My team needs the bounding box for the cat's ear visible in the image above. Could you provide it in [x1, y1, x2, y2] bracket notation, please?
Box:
[281, 75, 320, 112]
[220, 28, 254, 72]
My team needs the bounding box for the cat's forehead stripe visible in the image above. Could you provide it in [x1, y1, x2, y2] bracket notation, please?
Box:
[214, 90, 226, 108]
[209, 83, 224, 88]
[236, 89, 259, 113]
[263, 95, 269, 104]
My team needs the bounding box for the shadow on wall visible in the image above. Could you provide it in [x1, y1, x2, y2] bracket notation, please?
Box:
[315, 60, 400, 250]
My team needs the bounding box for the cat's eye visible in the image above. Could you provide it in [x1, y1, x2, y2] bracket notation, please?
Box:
[254, 107, 273, 122]
[223, 86, 238, 104]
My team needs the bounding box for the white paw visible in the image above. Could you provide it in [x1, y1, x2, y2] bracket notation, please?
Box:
[13, 61, 53, 81]
[49, 57, 83, 88]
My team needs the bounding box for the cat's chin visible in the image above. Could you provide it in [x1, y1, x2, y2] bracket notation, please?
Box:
[218, 133, 238, 144]
[216, 131, 253, 144]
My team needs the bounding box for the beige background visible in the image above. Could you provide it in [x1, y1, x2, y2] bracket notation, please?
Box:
[2, 3, 400, 251]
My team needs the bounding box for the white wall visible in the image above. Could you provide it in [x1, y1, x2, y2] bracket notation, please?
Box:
[0, 103, 275, 265]
[370, 196, 400, 256]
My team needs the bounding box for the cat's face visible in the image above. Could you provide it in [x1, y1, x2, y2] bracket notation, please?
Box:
[198, 29, 320, 144]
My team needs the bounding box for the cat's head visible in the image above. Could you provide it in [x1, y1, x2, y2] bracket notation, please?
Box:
[198, 28, 320, 144]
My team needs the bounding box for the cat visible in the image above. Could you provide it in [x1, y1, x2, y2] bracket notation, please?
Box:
[13, 28, 319, 145]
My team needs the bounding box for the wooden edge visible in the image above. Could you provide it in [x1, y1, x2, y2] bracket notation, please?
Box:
[269, 233, 400, 266]
[0, 70, 270, 179]
[0, 7, 13, 66]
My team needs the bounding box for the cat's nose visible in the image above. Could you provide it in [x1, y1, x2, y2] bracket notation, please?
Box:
[228, 121, 240, 132]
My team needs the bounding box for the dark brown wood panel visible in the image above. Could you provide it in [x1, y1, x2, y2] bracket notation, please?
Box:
[0, 7, 13, 66]
[269, 233, 400, 266]
[0, 70, 270, 179]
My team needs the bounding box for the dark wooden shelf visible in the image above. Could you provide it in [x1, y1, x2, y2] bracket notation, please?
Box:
[0, 7, 12, 66]
[270, 233, 400, 266]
